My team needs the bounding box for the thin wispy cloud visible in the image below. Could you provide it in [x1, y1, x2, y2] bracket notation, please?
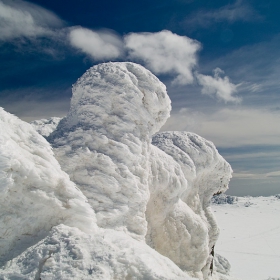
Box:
[69, 27, 123, 61]
[124, 30, 201, 85]
[0, 0, 64, 41]
[196, 68, 241, 103]
[234, 170, 280, 179]
[163, 107, 280, 147]
[184, 0, 262, 29]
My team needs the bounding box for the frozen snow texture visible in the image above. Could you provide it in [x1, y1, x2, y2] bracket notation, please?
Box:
[0, 225, 192, 280]
[48, 62, 171, 239]
[148, 132, 232, 278]
[0, 108, 96, 266]
[1, 62, 234, 279]
[31, 117, 62, 137]
[48, 62, 232, 278]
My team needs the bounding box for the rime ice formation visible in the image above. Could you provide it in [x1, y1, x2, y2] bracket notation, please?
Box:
[0, 108, 96, 266]
[147, 132, 232, 279]
[1, 225, 191, 280]
[47, 62, 233, 279]
[31, 117, 62, 137]
[1, 62, 234, 279]
[0, 107, 192, 280]
[48, 62, 171, 239]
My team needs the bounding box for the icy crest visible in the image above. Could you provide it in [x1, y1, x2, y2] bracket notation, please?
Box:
[1, 62, 234, 279]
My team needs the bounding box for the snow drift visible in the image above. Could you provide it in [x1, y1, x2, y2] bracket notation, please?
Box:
[1, 62, 233, 279]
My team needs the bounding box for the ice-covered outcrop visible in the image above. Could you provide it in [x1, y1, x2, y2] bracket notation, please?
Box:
[1, 62, 234, 279]
[47, 62, 233, 278]
[31, 117, 62, 137]
[1, 225, 191, 280]
[147, 132, 232, 278]
[48, 62, 171, 239]
[0, 108, 96, 266]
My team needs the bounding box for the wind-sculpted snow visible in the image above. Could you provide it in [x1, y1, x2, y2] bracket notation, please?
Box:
[0, 225, 191, 280]
[47, 62, 233, 279]
[1, 62, 234, 279]
[148, 132, 232, 278]
[48, 62, 171, 239]
[0, 108, 96, 266]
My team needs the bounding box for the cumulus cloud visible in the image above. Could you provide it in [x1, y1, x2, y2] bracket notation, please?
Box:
[124, 30, 201, 85]
[69, 27, 123, 61]
[184, 0, 262, 29]
[196, 68, 241, 103]
[0, 0, 64, 40]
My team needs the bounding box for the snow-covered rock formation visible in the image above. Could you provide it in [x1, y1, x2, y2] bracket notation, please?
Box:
[0, 108, 96, 266]
[1, 62, 233, 279]
[47, 62, 232, 279]
[148, 132, 232, 278]
[48, 62, 171, 240]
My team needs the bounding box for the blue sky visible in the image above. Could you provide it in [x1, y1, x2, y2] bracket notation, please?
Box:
[1, 0, 280, 196]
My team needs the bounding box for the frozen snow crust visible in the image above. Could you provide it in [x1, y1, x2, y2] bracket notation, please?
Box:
[1, 62, 234, 279]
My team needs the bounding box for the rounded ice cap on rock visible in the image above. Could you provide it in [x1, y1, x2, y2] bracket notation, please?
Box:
[0, 108, 96, 266]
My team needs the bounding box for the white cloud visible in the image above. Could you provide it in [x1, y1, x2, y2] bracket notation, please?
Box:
[124, 30, 201, 85]
[184, 0, 262, 29]
[163, 107, 280, 147]
[69, 27, 123, 61]
[0, 0, 64, 40]
[196, 68, 241, 103]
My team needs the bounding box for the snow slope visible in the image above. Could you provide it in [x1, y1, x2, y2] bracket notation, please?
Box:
[213, 195, 280, 280]
[1, 62, 235, 279]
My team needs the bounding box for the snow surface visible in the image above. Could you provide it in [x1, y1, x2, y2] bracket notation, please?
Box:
[0, 108, 96, 266]
[1, 62, 235, 279]
[31, 117, 62, 137]
[213, 196, 280, 280]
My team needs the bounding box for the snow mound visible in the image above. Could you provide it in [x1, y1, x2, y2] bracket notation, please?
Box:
[0, 108, 96, 266]
[31, 117, 62, 137]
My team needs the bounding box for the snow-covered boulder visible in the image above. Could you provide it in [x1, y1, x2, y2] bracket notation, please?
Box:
[31, 117, 62, 137]
[0, 108, 96, 266]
